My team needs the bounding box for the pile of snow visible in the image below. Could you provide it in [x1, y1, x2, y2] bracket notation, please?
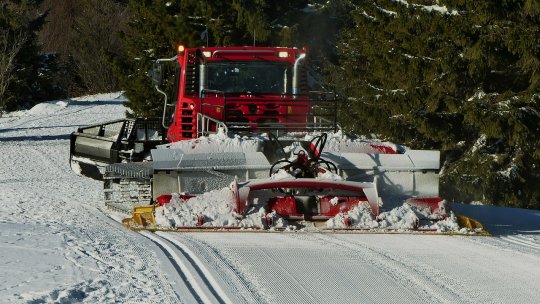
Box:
[287, 130, 402, 154]
[73, 92, 125, 102]
[3, 92, 126, 118]
[26, 100, 69, 115]
[1, 100, 68, 119]
[155, 160, 474, 234]
[154, 189, 289, 229]
[328, 202, 463, 232]
[163, 127, 265, 153]
[153, 182, 475, 234]
[162, 129, 402, 156]
[326, 203, 379, 229]
[324, 131, 401, 153]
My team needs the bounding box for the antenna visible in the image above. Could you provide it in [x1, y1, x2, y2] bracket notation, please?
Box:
[253, 29, 256, 46]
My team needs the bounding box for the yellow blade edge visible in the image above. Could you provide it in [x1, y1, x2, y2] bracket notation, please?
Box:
[120, 206, 491, 236]
[457, 215, 491, 236]
[122, 205, 156, 230]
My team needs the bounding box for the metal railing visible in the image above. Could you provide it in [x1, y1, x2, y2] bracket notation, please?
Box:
[198, 90, 338, 136]
[197, 113, 229, 137]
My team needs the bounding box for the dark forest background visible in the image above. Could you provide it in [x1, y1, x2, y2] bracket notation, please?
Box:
[1, 0, 539, 209]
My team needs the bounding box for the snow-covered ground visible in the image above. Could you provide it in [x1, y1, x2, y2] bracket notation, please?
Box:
[1, 93, 540, 303]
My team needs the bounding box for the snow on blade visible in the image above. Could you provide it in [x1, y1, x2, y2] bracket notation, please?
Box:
[154, 189, 288, 229]
[153, 185, 470, 233]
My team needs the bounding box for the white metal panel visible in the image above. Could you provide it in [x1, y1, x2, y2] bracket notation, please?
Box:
[322, 150, 440, 171]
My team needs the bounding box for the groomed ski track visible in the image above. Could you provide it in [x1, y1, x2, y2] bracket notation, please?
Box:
[1, 94, 540, 303]
[152, 232, 540, 304]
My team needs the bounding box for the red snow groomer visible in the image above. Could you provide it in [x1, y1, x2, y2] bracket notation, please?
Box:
[69, 46, 486, 233]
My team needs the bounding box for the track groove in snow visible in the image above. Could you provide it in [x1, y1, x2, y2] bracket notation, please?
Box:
[254, 245, 319, 304]
[176, 234, 266, 304]
[1, 96, 187, 303]
[183, 233, 434, 303]
[144, 229, 277, 303]
[158, 232, 236, 304]
[312, 234, 480, 303]
[500, 235, 540, 250]
[141, 231, 214, 304]
[31, 203, 182, 303]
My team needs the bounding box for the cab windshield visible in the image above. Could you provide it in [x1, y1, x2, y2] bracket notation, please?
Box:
[206, 61, 291, 94]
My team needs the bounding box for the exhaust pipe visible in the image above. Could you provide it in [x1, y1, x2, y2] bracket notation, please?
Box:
[198, 49, 207, 95]
[292, 53, 306, 96]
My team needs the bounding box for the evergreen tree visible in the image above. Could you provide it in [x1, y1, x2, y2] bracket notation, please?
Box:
[330, 0, 540, 208]
[112, 0, 200, 117]
[0, 0, 55, 112]
[443, 0, 540, 208]
[114, 0, 320, 117]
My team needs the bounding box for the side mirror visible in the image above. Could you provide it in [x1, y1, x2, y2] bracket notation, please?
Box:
[151, 62, 163, 87]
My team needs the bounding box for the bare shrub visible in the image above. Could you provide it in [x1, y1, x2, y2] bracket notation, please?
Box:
[39, 0, 129, 96]
[0, 30, 27, 116]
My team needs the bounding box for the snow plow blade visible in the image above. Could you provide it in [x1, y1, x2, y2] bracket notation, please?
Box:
[121, 204, 489, 235]
[120, 189, 489, 235]
[233, 178, 380, 220]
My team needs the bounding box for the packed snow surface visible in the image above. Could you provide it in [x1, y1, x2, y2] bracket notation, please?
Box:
[2, 93, 540, 303]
